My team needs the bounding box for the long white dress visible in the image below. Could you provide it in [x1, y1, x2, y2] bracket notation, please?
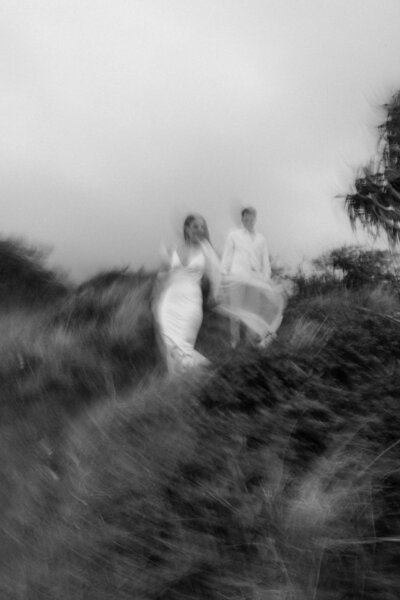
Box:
[217, 273, 284, 343]
[156, 247, 210, 375]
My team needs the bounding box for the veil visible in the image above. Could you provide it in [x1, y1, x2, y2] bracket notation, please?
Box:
[200, 240, 285, 340]
[217, 273, 285, 340]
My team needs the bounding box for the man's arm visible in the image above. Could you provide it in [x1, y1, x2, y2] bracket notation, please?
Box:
[221, 232, 235, 275]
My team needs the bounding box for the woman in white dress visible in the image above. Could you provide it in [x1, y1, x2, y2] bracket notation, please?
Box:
[156, 214, 220, 375]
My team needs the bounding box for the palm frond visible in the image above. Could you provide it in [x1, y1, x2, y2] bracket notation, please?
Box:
[345, 91, 400, 244]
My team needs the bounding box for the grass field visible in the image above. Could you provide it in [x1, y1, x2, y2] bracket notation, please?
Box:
[1, 240, 399, 599]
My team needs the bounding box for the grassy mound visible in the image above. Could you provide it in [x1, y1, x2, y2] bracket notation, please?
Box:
[0, 238, 68, 307]
[0, 253, 400, 599]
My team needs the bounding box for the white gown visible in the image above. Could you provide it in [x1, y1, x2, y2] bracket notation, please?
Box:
[217, 272, 285, 342]
[156, 248, 209, 375]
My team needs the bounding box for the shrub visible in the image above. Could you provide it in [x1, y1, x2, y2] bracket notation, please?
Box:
[0, 237, 68, 307]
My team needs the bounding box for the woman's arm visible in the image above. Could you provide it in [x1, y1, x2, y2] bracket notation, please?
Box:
[159, 244, 173, 269]
[160, 244, 182, 271]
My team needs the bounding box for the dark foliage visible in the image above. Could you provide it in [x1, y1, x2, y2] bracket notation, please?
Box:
[345, 90, 400, 242]
[0, 237, 69, 306]
[77, 267, 151, 294]
[0, 268, 160, 431]
[292, 246, 400, 300]
[317, 245, 399, 288]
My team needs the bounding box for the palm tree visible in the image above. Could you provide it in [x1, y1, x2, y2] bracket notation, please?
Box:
[345, 91, 400, 244]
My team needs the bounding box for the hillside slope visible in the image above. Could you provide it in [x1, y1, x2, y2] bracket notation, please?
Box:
[0, 256, 399, 599]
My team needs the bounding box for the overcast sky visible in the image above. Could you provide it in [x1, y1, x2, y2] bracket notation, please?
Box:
[1, 0, 400, 280]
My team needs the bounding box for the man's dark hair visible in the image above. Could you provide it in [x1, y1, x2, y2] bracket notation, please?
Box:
[241, 206, 257, 218]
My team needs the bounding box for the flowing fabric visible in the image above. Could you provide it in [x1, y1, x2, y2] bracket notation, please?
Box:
[155, 245, 211, 375]
[216, 272, 285, 342]
[200, 240, 284, 343]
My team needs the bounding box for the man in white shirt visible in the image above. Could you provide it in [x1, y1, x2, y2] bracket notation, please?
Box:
[221, 207, 271, 279]
[221, 207, 272, 347]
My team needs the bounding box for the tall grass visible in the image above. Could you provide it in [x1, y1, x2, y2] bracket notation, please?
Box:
[0, 245, 400, 598]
